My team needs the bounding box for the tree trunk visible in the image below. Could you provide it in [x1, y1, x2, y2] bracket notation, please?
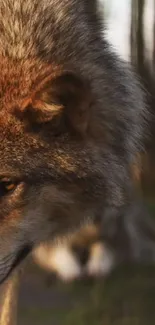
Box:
[131, 0, 145, 74]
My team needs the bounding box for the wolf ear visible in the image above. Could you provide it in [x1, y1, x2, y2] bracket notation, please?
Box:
[29, 73, 92, 135]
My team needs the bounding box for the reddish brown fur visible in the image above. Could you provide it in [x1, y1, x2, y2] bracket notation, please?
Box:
[0, 56, 62, 111]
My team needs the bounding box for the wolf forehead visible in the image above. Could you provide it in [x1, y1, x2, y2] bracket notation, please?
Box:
[0, 56, 62, 111]
[0, 0, 88, 60]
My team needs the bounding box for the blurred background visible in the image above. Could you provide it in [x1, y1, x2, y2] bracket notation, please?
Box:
[18, 1, 155, 324]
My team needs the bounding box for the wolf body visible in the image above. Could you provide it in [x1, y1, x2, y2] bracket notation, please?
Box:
[0, 0, 152, 284]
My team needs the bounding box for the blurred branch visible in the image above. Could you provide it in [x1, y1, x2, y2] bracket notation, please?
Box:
[153, 0, 155, 74]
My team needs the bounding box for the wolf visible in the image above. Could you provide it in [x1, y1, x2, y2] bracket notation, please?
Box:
[0, 0, 153, 284]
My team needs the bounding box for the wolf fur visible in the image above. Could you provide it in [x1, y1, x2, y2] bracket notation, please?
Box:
[0, 0, 153, 284]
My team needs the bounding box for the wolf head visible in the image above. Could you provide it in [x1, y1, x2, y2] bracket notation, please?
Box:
[0, 0, 146, 283]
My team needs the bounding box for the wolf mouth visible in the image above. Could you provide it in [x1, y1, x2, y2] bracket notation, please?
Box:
[0, 245, 32, 285]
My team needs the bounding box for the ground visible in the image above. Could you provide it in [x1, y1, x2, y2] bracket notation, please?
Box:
[18, 203, 155, 325]
[18, 262, 155, 325]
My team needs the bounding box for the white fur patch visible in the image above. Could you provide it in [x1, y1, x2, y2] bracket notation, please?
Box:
[34, 241, 116, 281]
[33, 244, 82, 282]
[86, 242, 115, 277]
[49, 246, 82, 281]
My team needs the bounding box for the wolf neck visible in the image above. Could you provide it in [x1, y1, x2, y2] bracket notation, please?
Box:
[0, 271, 19, 325]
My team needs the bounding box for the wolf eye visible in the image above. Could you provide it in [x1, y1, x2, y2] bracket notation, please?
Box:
[0, 178, 17, 197]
